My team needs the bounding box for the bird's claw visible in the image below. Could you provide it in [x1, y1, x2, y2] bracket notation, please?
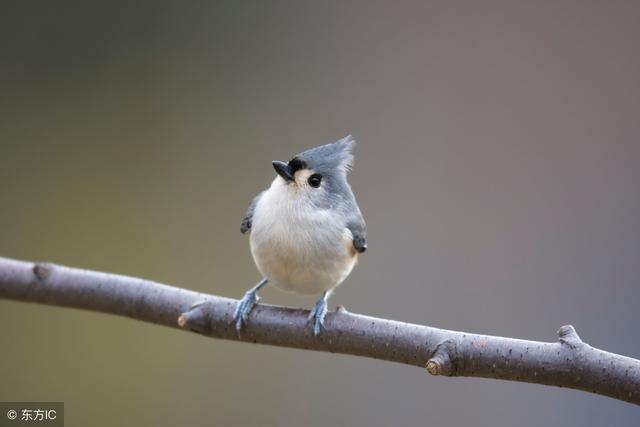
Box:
[308, 297, 328, 336]
[233, 289, 260, 332]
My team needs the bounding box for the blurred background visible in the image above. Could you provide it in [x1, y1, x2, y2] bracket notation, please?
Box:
[1, 1, 639, 425]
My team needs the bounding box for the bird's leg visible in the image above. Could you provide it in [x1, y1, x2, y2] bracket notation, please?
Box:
[233, 278, 268, 332]
[308, 290, 333, 336]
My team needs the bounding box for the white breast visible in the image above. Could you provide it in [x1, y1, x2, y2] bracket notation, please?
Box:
[249, 179, 357, 295]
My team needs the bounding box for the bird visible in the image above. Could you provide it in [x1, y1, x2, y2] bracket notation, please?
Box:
[234, 135, 367, 335]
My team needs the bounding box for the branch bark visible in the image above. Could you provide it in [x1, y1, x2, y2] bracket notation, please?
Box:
[0, 256, 638, 405]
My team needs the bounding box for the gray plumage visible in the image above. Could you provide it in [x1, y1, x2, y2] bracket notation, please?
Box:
[235, 135, 367, 335]
[241, 135, 367, 253]
[240, 191, 264, 234]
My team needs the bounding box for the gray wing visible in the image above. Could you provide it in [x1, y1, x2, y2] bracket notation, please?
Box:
[346, 214, 367, 253]
[240, 191, 264, 234]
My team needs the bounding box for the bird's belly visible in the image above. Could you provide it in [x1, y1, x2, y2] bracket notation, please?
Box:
[250, 221, 357, 295]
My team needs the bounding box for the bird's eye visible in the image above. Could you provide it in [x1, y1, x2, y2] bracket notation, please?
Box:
[307, 174, 322, 188]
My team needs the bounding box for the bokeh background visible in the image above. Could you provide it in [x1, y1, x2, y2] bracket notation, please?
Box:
[1, 1, 639, 426]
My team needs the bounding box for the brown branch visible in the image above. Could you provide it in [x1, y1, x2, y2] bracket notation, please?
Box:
[0, 256, 638, 405]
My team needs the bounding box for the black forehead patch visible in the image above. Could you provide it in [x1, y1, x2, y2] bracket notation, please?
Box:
[288, 157, 308, 173]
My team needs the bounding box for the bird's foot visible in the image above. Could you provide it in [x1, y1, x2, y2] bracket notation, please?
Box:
[233, 289, 259, 332]
[233, 279, 268, 332]
[308, 296, 329, 336]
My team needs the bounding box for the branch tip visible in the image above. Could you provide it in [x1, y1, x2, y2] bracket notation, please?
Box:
[177, 303, 211, 334]
[558, 324, 583, 348]
[425, 359, 443, 375]
[177, 314, 188, 328]
[426, 340, 454, 376]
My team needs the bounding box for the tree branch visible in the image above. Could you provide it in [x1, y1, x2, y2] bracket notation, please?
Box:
[0, 256, 638, 405]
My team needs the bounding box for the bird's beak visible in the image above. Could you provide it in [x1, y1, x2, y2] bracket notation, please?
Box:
[272, 160, 294, 182]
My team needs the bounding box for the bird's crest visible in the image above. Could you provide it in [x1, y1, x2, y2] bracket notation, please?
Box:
[290, 135, 356, 175]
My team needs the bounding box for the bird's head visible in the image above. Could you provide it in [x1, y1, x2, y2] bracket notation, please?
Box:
[271, 135, 356, 206]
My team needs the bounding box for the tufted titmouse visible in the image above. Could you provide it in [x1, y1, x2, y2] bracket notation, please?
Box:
[234, 135, 367, 335]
